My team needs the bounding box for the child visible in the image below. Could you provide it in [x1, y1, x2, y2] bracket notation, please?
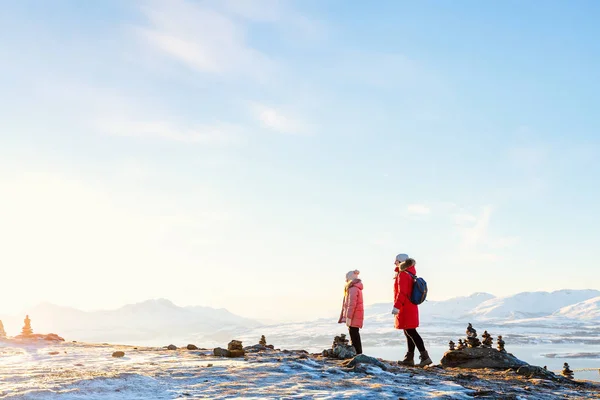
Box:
[338, 269, 364, 354]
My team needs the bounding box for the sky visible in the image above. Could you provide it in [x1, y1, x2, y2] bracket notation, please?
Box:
[1, 0, 599, 322]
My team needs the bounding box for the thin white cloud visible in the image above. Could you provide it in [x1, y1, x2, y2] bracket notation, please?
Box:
[252, 103, 307, 134]
[135, 0, 275, 80]
[406, 204, 431, 215]
[455, 205, 519, 262]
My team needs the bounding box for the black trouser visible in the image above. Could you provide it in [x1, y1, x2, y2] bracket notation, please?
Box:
[404, 328, 425, 353]
[348, 327, 362, 354]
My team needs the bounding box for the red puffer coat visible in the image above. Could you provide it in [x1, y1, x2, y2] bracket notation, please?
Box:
[393, 260, 419, 329]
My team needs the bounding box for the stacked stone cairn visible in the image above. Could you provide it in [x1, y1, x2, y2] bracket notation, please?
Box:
[323, 334, 356, 360]
[496, 335, 506, 352]
[0, 320, 6, 339]
[21, 315, 33, 336]
[481, 330, 493, 348]
[448, 340, 455, 351]
[213, 340, 246, 358]
[562, 362, 574, 379]
[465, 323, 481, 348]
[457, 339, 466, 350]
[259, 335, 267, 346]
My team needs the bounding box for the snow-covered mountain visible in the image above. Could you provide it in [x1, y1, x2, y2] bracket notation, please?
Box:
[464, 289, 600, 321]
[552, 296, 600, 320]
[0, 299, 261, 345]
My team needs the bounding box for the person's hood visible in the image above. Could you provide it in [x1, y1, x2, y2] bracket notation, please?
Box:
[346, 279, 363, 291]
[395, 258, 416, 273]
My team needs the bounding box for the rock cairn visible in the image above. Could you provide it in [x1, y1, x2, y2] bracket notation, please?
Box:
[448, 340, 455, 351]
[481, 330, 493, 348]
[457, 339, 466, 350]
[496, 335, 505, 352]
[562, 362, 574, 379]
[214, 340, 246, 358]
[466, 323, 481, 348]
[0, 320, 6, 338]
[259, 335, 267, 346]
[323, 334, 356, 360]
[21, 315, 33, 336]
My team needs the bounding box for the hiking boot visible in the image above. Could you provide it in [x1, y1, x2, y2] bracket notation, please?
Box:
[399, 351, 414, 366]
[418, 350, 433, 367]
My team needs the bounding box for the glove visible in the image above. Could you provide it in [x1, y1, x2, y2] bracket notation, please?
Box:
[392, 307, 399, 315]
[346, 318, 351, 327]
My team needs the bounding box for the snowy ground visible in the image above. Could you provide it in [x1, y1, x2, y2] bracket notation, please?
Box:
[1, 340, 599, 399]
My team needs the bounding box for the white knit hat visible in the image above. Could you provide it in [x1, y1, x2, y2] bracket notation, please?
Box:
[346, 270, 360, 281]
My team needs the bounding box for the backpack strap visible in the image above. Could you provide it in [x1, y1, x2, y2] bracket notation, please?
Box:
[404, 271, 417, 279]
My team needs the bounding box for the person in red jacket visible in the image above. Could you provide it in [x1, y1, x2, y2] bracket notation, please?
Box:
[338, 269, 364, 354]
[393, 253, 432, 367]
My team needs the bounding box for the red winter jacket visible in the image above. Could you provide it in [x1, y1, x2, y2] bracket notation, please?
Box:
[338, 279, 365, 328]
[393, 260, 419, 329]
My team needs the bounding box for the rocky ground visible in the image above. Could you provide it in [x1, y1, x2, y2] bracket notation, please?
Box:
[1, 340, 599, 399]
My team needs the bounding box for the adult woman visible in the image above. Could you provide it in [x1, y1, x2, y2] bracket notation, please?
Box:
[338, 269, 364, 354]
[393, 253, 432, 367]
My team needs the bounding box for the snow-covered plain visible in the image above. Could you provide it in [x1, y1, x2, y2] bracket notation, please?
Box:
[1, 340, 599, 399]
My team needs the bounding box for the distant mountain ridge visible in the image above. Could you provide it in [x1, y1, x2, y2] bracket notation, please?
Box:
[366, 289, 600, 324]
[0, 298, 261, 345]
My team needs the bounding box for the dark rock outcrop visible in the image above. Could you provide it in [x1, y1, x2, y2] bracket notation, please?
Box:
[112, 351, 125, 358]
[187, 344, 198, 350]
[441, 347, 527, 369]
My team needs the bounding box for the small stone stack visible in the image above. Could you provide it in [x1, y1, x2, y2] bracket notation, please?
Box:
[21, 315, 33, 336]
[322, 334, 356, 359]
[465, 323, 481, 348]
[213, 340, 246, 358]
[481, 330, 493, 348]
[562, 362, 574, 379]
[457, 339, 466, 350]
[0, 320, 6, 339]
[228, 340, 245, 357]
[448, 340, 455, 351]
[496, 335, 506, 352]
[259, 335, 267, 346]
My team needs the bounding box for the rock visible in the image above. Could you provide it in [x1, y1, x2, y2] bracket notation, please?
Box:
[112, 351, 125, 358]
[187, 344, 198, 350]
[516, 365, 561, 381]
[333, 344, 356, 360]
[229, 349, 245, 358]
[440, 347, 527, 369]
[342, 354, 388, 371]
[48, 351, 59, 355]
[227, 340, 243, 351]
[214, 348, 230, 357]
[44, 333, 65, 342]
[167, 345, 177, 350]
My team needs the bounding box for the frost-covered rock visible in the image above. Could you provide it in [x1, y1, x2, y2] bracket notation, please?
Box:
[441, 347, 527, 369]
[342, 354, 388, 371]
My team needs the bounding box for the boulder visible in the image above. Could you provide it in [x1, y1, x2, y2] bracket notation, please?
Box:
[516, 365, 561, 381]
[229, 349, 245, 358]
[112, 351, 125, 358]
[342, 354, 388, 371]
[214, 348, 230, 357]
[187, 344, 198, 350]
[167, 345, 177, 351]
[440, 347, 527, 369]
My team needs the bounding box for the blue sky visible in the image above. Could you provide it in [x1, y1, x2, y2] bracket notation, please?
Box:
[1, 0, 599, 321]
